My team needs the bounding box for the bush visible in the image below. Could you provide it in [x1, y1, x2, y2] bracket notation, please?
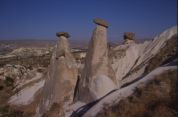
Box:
[0, 105, 23, 117]
[4, 77, 14, 87]
[0, 85, 4, 90]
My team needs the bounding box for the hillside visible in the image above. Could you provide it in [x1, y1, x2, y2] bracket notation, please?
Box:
[0, 24, 177, 117]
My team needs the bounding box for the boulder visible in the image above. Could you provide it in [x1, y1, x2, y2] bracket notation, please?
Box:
[123, 32, 135, 44]
[56, 32, 70, 38]
[93, 18, 109, 28]
[124, 32, 135, 40]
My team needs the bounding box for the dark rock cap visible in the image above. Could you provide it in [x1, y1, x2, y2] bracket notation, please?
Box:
[56, 32, 70, 38]
[93, 18, 109, 28]
[124, 32, 135, 40]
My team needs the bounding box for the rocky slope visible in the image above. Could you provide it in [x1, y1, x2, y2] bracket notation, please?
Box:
[70, 26, 177, 117]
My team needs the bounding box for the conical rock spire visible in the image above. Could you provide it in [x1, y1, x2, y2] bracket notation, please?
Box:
[36, 32, 78, 117]
[74, 18, 117, 103]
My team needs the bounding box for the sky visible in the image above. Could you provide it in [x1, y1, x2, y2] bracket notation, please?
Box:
[0, 0, 177, 41]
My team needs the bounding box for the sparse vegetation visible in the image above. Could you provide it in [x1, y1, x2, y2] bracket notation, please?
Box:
[4, 76, 14, 87]
[0, 105, 23, 117]
[0, 85, 4, 90]
[0, 79, 13, 105]
[144, 34, 177, 74]
[97, 70, 177, 117]
[42, 103, 61, 117]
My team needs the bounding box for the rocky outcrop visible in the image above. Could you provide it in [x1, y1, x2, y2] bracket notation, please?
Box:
[74, 19, 117, 103]
[36, 32, 78, 117]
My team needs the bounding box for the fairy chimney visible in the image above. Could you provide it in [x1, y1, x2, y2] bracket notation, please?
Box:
[73, 18, 117, 103]
[36, 32, 78, 117]
[124, 32, 135, 44]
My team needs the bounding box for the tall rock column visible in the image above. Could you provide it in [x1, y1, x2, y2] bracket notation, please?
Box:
[36, 32, 78, 117]
[74, 18, 117, 103]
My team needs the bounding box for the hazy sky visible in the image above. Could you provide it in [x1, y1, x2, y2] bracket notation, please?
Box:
[0, 0, 177, 41]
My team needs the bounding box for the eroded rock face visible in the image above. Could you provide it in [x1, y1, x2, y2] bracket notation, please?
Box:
[36, 33, 78, 117]
[74, 19, 117, 103]
[110, 26, 177, 87]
